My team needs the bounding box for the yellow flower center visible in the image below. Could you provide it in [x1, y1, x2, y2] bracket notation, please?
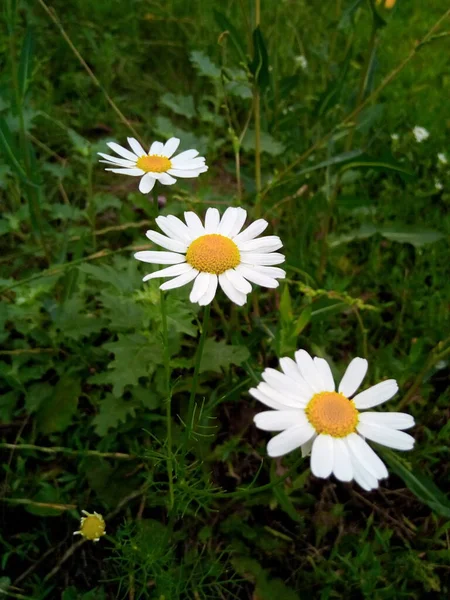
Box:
[305, 391, 359, 438]
[186, 234, 240, 275]
[136, 154, 171, 173]
[80, 514, 106, 540]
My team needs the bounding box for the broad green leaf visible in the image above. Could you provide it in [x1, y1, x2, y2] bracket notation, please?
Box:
[249, 26, 270, 91]
[101, 292, 146, 332]
[18, 28, 34, 100]
[26, 484, 65, 516]
[190, 50, 220, 79]
[37, 376, 81, 434]
[92, 393, 138, 436]
[52, 296, 106, 341]
[328, 224, 378, 247]
[161, 93, 196, 119]
[242, 129, 285, 156]
[339, 153, 414, 178]
[214, 10, 247, 63]
[154, 116, 208, 155]
[379, 227, 444, 247]
[0, 391, 18, 421]
[382, 449, 450, 518]
[25, 382, 53, 413]
[79, 262, 139, 293]
[200, 339, 250, 373]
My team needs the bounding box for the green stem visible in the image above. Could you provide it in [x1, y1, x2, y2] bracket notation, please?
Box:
[0, 442, 135, 460]
[253, 0, 262, 217]
[184, 304, 211, 445]
[160, 289, 174, 510]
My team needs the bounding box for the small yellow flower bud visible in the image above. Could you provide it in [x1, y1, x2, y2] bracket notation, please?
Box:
[74, 510, 106, 542]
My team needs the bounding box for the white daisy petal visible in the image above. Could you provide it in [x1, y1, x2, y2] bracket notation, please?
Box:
[156, 215, 193, 243]
[98, 153, 136, 167]
[252, 266, 286, 279]
[353, 380, 399, 409]
[356, 422, 415, 451]
[351, 454, 379, 491]
[227, 208, 247, 238]
[237, 236, 283, 253]
[233, 219, 268, 243]
[267, 424, 315, 458]
[105, 168, 144, 176]
[257, 382, 306, 410]
[142, 263, 192, 282]
[217, 207, 238, 236]
[311, 434, 334, 478]
[346, 433, 388, 480]
[134, 251, 186, 265]
[338, 358, 368, 397]
[279, 357, 307, 384]
[171, 149, 199, 162]
[294, 350, 324, 393]
[162, 137, 180, 158]
[106, 142, 138, 162]
[198, 274, 218, 306]
[127, 137, 146, 157]
[359, 412, 415, 430]
[145, 230, 187, 253]
[249, 387, 287, 411]
[172, 157, 206, 170]
[235, 265, 279, 288]
[184, 211, 206, 237]
[167, 168, 208, 178]
[158, 173, 177, 186]
[139, 174, 156, 194]
[204, 208, 220, 233]
[224, 269, 252, 294]
[301, 434, 316, 457]
[150, 141, 164, 154]
[332, 438, 353, 482]
[261, 369, 309, 404]
[254, 409, 308, 431]
[218, 273, 247, 306]
[160, 268, 198, 291]
[313, 357, 335, 392]
[240, 252, 285, 266]
[189, 272, 211, 303]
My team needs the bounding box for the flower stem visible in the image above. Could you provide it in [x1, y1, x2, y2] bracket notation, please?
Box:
[160, 289, 175, 510]
[184, 304, 211, 446]
[253, 0, 262, 217]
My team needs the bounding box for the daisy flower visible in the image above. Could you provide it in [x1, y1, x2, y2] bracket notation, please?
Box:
[134, 207, 285, 306]
[74, 510, 106, 542]
[98, 137, 208, 194]
[251, 350, 415, 491]
[412, 126, 429, 143]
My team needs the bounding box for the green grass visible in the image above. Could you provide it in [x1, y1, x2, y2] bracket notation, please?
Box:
[1, 0, 450, 598]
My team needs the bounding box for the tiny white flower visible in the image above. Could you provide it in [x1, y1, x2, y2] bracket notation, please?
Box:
[437, 153, 447, 165]
[98, 137, 208, 194]
[435, 179, 443, 191]
[294, 55, 308, 70]
[251, 350, 415, 491]
[134, 207, 285, 306]
[412, 126, 429, 143]
[390, 133, 399, 141]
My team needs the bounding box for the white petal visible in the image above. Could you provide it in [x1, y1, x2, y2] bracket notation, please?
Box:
[167, 168, 207, 178]
[224, 269, 252, 294]
[353, 380, 399, 409]
[249, 387, 287, 411]
[237, 236, 283, 253]
[171, 149, 199, 162]
[98, 153, 136, 167]
[313, 357, 335, 392]
[346, 433, 388, 480]
[235, 265, 279, 288]
[105, 168, 144, 176]
[240, 252, 285, 266]
[233, 219, 268, 243]
[106, 141, 138, 161]
[198, 274, 218, 306]
[332, 438, 353, 482]
[162, 137, 180, 158]
[279, 357, 315, 397]
[258, 381, 307, 410]
[142, 263, 192, 282]
[157, 215, 193, 243]
[145, 230, 187, 253]
[338, 358, 368, 397]
[160, 268, 198, 291]
[217, 207, 238, 236]
[310, 434, 334, 478]
[149, 141, 164, 154]
[294, 350, 324, 393]
[351, 454, 380, 491]
[134, 251, 186, 265]
[172, 157, 206, 170]
[261, 368, 308, 402]
[267, 424, 315, 458]
[127, 137, 146, 157]
[227, 208, 247, 238]
[218, 273, 247, 306]
[252, 265, 286, 279]
[359, 412, 415, 430]
[158, 172, 177, 185]
[204, 208, 220, 233]
[189, 272, 211, 303]
[356, 422, 415, 451]
[139, 174, 156, 194]
[254, 409, 308, 431]
[184, 212, 206, 237]
[301, 434, 316, 457]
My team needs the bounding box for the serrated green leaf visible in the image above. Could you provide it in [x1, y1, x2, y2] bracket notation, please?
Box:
[199, 339, 250, 373]
[242, 129, 285, 156]
[37, 376, 81, 434]
[92, 393, 138, 436]
[78, 262, 140, 293]
[161, 93, 196, 119]
[25, 382, 53, 413]
[190, 50, 220, 79]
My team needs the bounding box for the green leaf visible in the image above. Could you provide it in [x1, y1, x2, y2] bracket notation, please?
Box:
[26, 484, 65, 517]
[249, 26, 270, 91]
[36, 376, 81, 434]
[18, 28, 34, 100]
[101, 292, 146, 332]
[161, 93, 196, 119]
[382, 449, 450, 518]
[0, 116, 35, 185]
[190, 50, 220, 79]
[242, 129, 285, 156]
[199, 339, 250, 373]
[79, 262, 140, 293]
[154, 116, 208, 155]
[25, 382, 53, 414]
[339, 153, 414, 178]
[92, 393, 138, 436]
[379, 227, 444, 247]
[0, 391, 18, 421]
[314, 46, 352, 117]
[214, 10, 247, 63]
